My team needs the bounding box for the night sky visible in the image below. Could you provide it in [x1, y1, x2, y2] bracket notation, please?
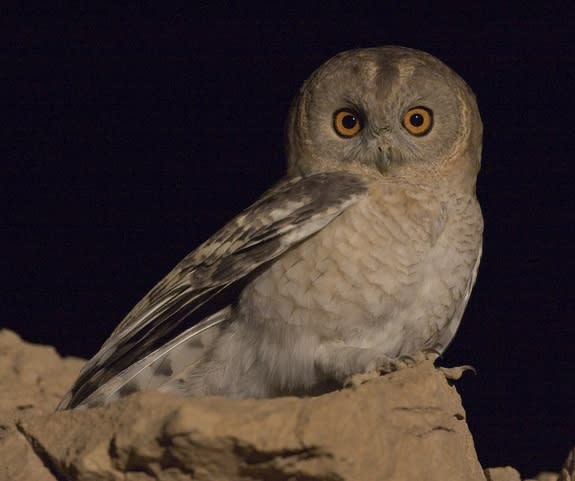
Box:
[3, 4, 573, 477]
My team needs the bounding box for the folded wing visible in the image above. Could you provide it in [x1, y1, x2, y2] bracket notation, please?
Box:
[57, 171, 368, 409]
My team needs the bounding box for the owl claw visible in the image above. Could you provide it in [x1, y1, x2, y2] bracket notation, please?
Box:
[344, 370, 381, 388]
[344, 350, 443, 388]
[422, 348, 442, 359]
[396, 349, 441, 367]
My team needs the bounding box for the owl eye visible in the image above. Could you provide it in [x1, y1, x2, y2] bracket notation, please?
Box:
[402, 107, 433, 136]
[333, 109, 363, 138]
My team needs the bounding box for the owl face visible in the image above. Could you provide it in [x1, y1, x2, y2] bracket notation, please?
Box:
[286, 46, 482, 189]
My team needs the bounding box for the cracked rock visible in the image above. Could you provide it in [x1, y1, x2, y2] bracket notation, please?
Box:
[1, 329, 569, 480]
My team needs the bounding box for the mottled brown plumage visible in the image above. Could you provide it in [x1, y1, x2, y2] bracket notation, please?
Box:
[58, 46, 483, 410]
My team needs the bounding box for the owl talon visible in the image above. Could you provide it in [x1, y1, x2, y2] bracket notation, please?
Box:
[344, 370, 381, 388]
[344, 351, 441, 389]
[422, 348, 442, 359]
[395, 355, 416, 367]
[396, 349, 441, 367]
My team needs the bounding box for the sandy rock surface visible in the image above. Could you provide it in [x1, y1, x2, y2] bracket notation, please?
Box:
[0, 329, 570, 481]
[0, 329, 84, 481]
[485, 466, 523, 481]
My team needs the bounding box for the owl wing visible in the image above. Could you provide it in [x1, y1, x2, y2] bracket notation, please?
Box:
[58, 171, 368, 409]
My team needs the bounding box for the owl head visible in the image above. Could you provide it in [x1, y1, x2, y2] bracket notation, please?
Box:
[285, 46, 482, 192]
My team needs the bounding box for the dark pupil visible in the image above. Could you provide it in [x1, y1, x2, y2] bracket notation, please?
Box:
[342, 114, 357, 129]
[410, 113, 424, 127]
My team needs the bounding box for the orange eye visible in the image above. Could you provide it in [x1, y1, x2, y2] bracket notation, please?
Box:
[333, 109, 363, 138]
[402, 107, 433, 136]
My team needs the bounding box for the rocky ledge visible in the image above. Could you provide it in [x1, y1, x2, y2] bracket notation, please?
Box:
[0, 329, 572, 481]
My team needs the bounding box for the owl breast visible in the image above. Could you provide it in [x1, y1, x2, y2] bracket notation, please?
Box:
[241, 178, 483, 358]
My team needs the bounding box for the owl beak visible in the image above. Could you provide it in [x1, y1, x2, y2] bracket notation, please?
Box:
[375, 144, 393, 175]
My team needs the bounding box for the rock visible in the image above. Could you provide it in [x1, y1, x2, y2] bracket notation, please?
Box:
[19, 364, 487, 481]
[525, 473, 560, 481]
[0, 329, 85, 481]
[0, 428, 57, 481]
[1, 328, 484, 481]
[2, 327, 565, 481]
[0, 329, 84, 415]
[485, 466, 522, 481]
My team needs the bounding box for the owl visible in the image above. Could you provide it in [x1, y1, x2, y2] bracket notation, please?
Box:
[58, 46, 483, 410]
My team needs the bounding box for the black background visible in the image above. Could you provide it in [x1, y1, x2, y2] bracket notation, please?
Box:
[3, 3, 574, 477]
